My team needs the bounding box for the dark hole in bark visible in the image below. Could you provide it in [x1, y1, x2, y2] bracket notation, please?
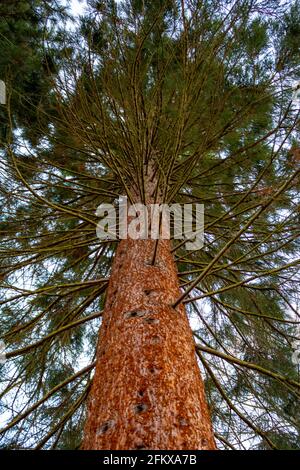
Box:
[125, 310, 146, 319]
[134, 403, 148, 414]
[149, 366, 159, 374]
[151, 335, 161, 344]
[144, 289, 154, 296]
[134, 444, 147, 449]
[144, 317, 159, 324]
[98, 420, 114, 434]
[138, 389, 145, 397]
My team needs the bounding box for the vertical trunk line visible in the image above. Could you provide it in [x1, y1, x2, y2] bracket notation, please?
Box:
[82, 238, 216, 450]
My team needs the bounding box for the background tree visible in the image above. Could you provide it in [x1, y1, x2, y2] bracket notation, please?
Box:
[0, 0, 300, 449]
[0, 0, 67, 143]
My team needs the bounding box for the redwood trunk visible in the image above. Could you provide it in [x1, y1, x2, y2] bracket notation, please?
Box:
[82, 237, 216, 449]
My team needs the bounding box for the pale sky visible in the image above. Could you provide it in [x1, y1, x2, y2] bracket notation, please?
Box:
[69, 0, 86, 15]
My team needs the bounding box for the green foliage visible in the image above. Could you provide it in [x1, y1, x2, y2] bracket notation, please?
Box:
[0, 0, 66, 144]
[0, 0, 300, 450]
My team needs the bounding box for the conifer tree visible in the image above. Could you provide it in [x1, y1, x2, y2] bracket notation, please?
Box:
[0, 0, 300, 449]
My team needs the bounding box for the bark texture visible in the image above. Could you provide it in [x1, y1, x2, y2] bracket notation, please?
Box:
[82, 237, 216, 450]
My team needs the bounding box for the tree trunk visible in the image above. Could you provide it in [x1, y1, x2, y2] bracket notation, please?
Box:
[82, 237, 216, 450]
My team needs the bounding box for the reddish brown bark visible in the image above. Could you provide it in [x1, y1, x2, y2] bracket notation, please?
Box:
[82, 237, 216, 450]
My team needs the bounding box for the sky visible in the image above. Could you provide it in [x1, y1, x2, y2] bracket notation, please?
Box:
[69, 0, 87, 15]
